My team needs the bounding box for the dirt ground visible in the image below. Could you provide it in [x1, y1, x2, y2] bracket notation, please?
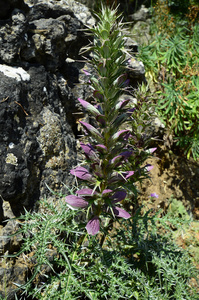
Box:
[137, 150, 199, 270]
[137, 150, 199, 218]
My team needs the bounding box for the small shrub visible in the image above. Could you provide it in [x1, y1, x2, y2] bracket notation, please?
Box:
[137, 1, 199, 160]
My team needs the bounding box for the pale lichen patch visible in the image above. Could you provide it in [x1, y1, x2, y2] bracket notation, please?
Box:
[5, 153, 18, 166]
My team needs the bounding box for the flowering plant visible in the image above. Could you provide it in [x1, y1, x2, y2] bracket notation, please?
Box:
[66, 5, 155, 235]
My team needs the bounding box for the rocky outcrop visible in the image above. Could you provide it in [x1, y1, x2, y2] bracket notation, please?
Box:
[0, 0, 94, 222]
[0, 1, 94, 297]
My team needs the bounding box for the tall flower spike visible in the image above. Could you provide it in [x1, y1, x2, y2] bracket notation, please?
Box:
[67, 5, 136, 236]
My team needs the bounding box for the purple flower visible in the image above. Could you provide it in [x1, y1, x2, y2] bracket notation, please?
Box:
[115, 99, 130, 110]
[95, 144, 107, 154]
[127, 107, 136, 114]
[76, 188, 96, 196]
[93, 90, 104, 101]
[120, 151, 133, 159]
[80, 143, 99, 162]
[110, 155, 123, 167]
[95, 104, 103, 114]
[148, 147, 157, 154]
[145, 164, 154, 172]
[65, 195, 88, 208]
[70, 167, 93, 181]
[145, 147, 157, 155]
[102, 189, 113, 194]
[117, 76, 129, 88]
[112, 130, 130, 141]
[79, 121, 103, 140]
[112, 206, 131, 219]
[150, 193, 159, 198]
[83, 69, 91, 76]
[108, 170, 134, 184]
[78, 98, 101, 116]
[123, 171, 135, 179]
[96, 114, 106, 126]
[111, 190, 127, 203]
[86, 216, 100, 235]
[66, 187, 131, 235]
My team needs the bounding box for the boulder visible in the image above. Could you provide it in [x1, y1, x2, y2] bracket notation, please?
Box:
[0, 0, 94, 222]
[130, 4, 151, 22]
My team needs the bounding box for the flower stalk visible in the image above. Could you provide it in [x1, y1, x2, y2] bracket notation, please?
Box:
[66, 5, 155, 235]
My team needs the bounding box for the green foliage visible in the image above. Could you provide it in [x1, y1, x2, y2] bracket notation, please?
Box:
[158, 30, 187, 76]
[158, 197, 191, 233]
[11, 197, 198, 299]
[167, 197, 191, 221]
[159, 197, 199, 267]
[125, 83, 157, 196]
[157, 81, 191, 132]
[167, 0, 199, 17]
[137, 1, 199, 160]
[9, 195, 82, 296]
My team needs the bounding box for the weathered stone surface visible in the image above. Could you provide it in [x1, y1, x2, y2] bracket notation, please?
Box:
[0, 220, 22, 255]
[0, 255, 28, 300]
[0, 0, 94, 222]
[128, 57, 146, 82]
[0, 0, 29, 19]
[0, 65, 78, 220]
[130, 4, 151, 22]
[0, 1, 94, 297]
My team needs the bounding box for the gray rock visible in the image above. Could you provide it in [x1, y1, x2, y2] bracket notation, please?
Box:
[130, 5, 151, 22]
[0, 64, 79, 219]
[0, 1, 93, 298]
[0, 8, 27, 64]
[0, 220, 22, 255]
[130, 19, 151, 45]
[0, 64, 30, 81]
[0, 252, 28, 300]
[0, 0, 94, 220]
[0, 10, 93, 298]
[127, 56, 146, 87]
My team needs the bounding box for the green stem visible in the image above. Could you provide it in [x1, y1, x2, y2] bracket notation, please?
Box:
[100, 219, 114, 247]
[64, 232, 88, 299]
